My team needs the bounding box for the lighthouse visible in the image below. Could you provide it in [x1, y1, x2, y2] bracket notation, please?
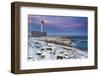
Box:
[31, 16, 47, 37]
[40, 17, 44, 32]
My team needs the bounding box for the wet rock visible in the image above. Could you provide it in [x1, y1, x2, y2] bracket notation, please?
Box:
[57, 56, 63, 59]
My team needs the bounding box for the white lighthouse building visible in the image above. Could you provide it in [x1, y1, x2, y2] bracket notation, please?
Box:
[31, 16, 47, 37]
[40, 17, 44, 32]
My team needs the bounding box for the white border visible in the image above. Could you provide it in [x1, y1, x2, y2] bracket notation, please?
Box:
[20, 6, 95, 70]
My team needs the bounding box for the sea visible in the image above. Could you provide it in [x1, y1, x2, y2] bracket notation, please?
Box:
[65, 36, 88, 51]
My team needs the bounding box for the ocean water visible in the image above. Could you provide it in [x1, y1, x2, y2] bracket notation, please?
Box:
[65, 36, 88, 51]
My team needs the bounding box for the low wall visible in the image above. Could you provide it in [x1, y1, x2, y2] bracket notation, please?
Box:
[31, 31, 47, 37]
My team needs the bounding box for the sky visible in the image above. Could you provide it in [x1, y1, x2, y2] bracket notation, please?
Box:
[28, 15, 88, 36]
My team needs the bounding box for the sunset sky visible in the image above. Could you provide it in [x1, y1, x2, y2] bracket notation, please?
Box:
[28, 15, 88, 36]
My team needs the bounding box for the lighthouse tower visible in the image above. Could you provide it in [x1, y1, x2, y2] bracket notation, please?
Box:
[31, 16, 47, 37]
[40, 17, 44, 32]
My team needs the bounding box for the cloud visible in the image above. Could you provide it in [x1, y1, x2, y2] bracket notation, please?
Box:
[28, 15, 88, 33]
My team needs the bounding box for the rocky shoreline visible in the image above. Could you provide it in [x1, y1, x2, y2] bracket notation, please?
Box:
[28, 37, 88, 61]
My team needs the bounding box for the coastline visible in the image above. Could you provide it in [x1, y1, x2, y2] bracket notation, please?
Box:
[28, 37, 88, 61]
